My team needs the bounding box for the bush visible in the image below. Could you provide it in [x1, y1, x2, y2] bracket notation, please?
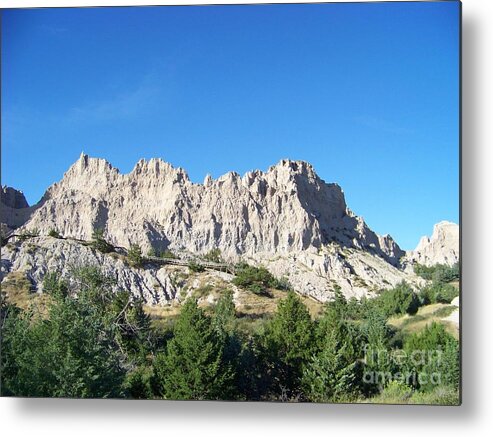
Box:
[419, 282, 459, 305]
[42, 272, 69, 298]
[147, 247, 157, 258]
[90, 228, 114, 254]
[48, 228, 61, 239]
[127, 244, 143, 268]
[403, 322, 459, 392]
[188, 260, 205, 273]
[414, 263, 459, 284]
[203, 248, 223, 263]
[123, 365, 155, 399]
[161, 250, 177, 259]
[17, 228, 39, 242]
[232, 263, 279, 295]
[369, 282, 421, 317]
[147, 248, 177, 259]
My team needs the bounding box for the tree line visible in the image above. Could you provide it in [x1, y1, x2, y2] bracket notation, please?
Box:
[0, 266, 459, 403]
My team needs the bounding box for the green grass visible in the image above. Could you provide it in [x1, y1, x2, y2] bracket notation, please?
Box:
[388, 303, 458, 339]
[364, 382, 459, 405]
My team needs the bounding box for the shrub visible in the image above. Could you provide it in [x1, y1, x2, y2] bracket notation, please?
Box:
[48, 228, 61, 239]
[188, 260, 205, 273]
[161, 249, 177, 259]
[414, 263, 459, 284]
[147, 247, 157, 258]
[419, 282, 459, 305]
[123, 365, 155, 400]
[369, 282, 421, 317]
[403, 322, 459, 392]
[42, 272, 69, 298]
[90, 228, 114, 254]
[17, 228, 39, 242]
[203, 248, 223, 263]
[232, 263, 279, 295]
[127, 244, 143, 268]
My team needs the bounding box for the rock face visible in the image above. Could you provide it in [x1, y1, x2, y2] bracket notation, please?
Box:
[0, 186, 36, 233]
[0, 155, 445, 302]
[407, 221, 459, 267]
[1, 237, 176, 305]
[1, 186, 29, 209]
[13, 154, 405, 263]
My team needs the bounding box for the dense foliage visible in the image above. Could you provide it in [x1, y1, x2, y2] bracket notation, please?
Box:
[0, 264, 460, 404]
[414, 262, 459, 283]
[232, 262, 289, 296]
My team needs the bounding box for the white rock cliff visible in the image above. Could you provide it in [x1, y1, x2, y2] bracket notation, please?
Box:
[407, 221, 459, 267]
[1, 155, 457, 303]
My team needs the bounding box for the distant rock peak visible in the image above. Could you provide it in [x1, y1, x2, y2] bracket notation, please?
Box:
[1, 186, 29, 209]
[408, 221, 459, 266]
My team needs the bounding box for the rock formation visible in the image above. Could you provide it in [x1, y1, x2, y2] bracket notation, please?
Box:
[10, 154, 405, 263]
[407, 221, 459, 267]
[0, 186, 36, 234]
[1, 155, 456, 303]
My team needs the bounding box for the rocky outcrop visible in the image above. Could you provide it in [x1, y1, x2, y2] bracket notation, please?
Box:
[1, 155, 446, 302]
[1, 237, 176, 304]
[18, 154, 404, 265]
[407, 221, 459, 267]
[0, 186, 37, 233]
[1, 186, 29, 209]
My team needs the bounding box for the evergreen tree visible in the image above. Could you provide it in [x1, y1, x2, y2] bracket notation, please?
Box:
[127, 244, 143, 268]
[1, 291, 126, 398]
[403, 322, 459, 392]
[303, 290, 363, 402]
[153, 299, 235, 400]
[91, 227, 114, 254]
[260, 291, 314, 400]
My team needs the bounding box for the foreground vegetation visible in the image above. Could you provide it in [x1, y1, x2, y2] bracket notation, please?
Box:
[0, 262, 459, 403]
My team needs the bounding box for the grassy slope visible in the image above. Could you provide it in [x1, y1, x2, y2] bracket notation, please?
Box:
[388, 303, 458, 340]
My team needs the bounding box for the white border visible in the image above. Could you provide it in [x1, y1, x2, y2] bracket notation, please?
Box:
[2, 0, 493, 436]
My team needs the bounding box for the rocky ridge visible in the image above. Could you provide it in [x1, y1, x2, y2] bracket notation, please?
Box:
[407, 221, 459, 267]
[0, 155, 457, 303]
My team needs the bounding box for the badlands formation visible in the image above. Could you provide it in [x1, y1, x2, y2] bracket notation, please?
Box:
[1, 155, 459, 304]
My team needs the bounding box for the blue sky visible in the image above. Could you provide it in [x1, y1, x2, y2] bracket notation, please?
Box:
[1, 2, 459, 250]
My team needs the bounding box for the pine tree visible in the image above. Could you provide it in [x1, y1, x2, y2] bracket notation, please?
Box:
[303, 290, 363, 402]
[1, 289, 126, 398]
[154, 299, 235, 400]
[127, 244, 143, 268]
[261, 291, 314, 400]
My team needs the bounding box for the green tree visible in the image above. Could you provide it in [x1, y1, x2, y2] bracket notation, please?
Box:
[303, 290, 363, 402]
[153, 299, 235, 400]
[260, 291, 314, 400]
[403, 322, 459, 392]
[91, 227, 114, 254]
[1, 290, 126, 398]
[302, 331, 361, 402]
[127, 244, 143, 268]
[212, 290, 236, 340]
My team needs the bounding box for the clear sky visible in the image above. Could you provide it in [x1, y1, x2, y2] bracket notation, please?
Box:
[1, 1, 459, 250]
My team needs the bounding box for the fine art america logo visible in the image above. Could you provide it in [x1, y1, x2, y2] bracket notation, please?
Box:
[362, 345, 444, 386]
